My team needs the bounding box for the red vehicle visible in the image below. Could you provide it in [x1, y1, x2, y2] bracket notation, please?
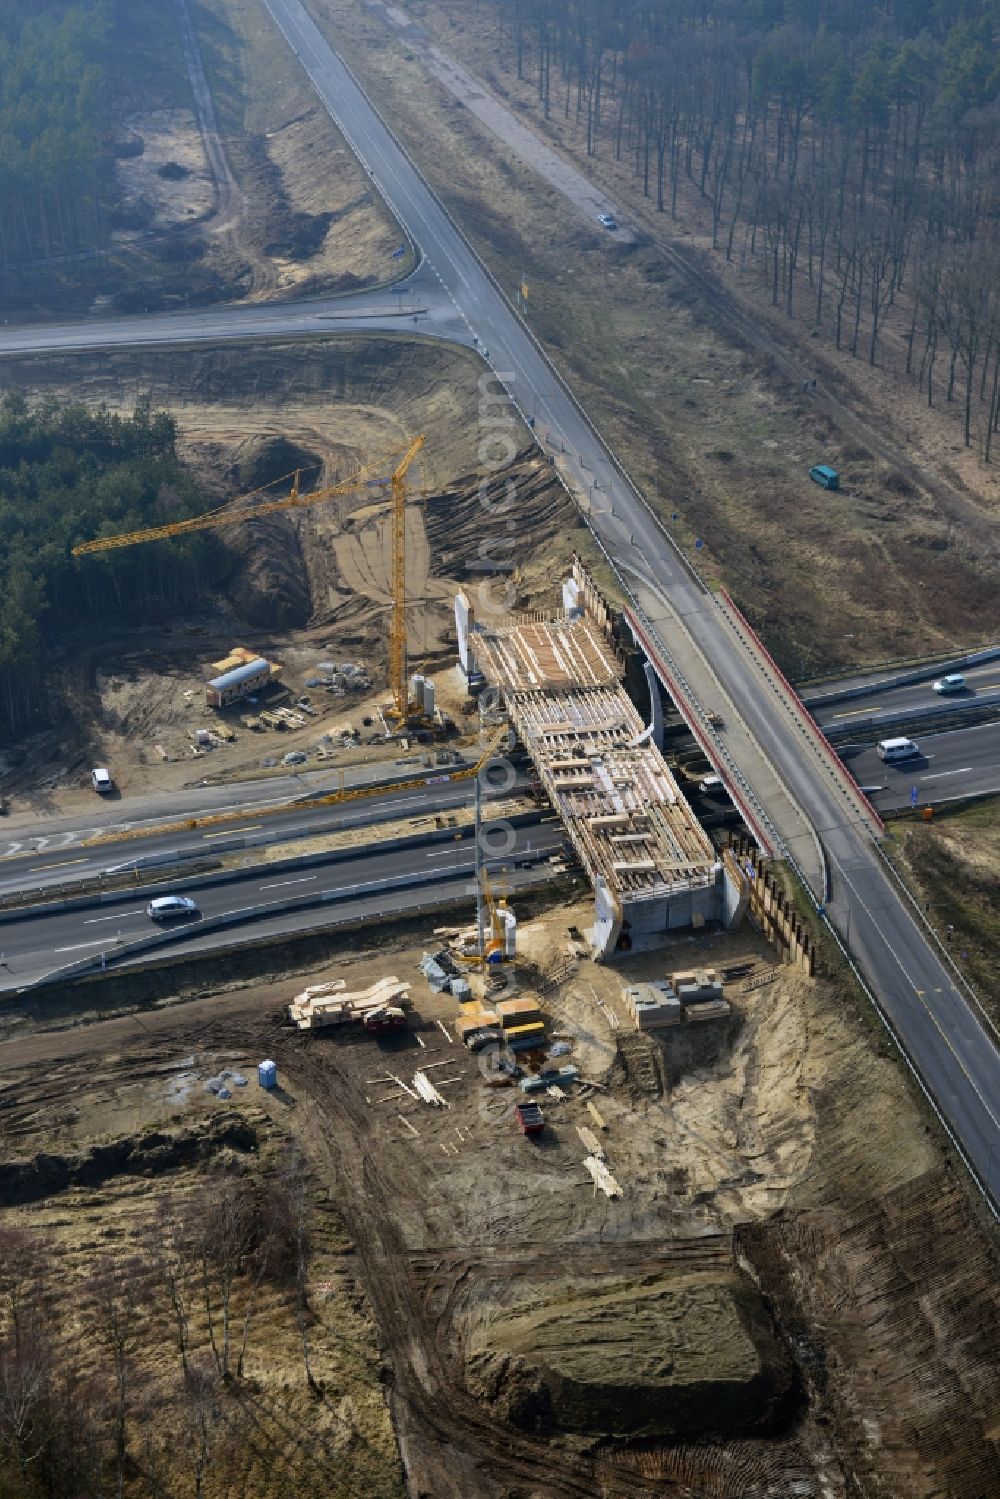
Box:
[515, 1101, 544, 1137]
[362, 1006, 407, 1034]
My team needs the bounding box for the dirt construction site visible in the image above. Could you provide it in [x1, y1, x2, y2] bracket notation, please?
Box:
[0, 335, 601, 812]
[1, 885, 998, 1499]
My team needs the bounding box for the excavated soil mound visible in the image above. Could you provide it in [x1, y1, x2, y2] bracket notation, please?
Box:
[0, 1112, 259, 1205]
[466, 1272, 796, 1438]
[220, 434, 325, 626]
[227, 433, 324, 494]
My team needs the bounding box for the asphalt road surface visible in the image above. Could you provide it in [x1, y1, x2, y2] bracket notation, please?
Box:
[0, 758, 493, 893]
[812, 658, 1000, 728]
[845, 723, 1000, 810]
[0, 265, 467, 356]
[0, 820, 561, 989]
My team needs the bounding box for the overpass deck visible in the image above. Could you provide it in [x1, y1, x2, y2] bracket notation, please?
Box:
[473, 611, 718, 944]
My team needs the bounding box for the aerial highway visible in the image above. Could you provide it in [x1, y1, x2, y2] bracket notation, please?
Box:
[0, 0, 997, 1208]
[0, 819, 561, 991]
[256, 0, 1000, 1207]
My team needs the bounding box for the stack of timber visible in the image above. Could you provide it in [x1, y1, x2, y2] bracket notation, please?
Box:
[289, 976, 411, 1030]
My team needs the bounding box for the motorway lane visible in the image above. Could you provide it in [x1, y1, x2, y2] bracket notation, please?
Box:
[249, 0, 1000, 1199]
[0, 758, 485, 889]
[805, 652, 1000, 706]
[844, 723, 1000, 810]
[813, 661, 1000, 726]
[0, 820, 561, 987]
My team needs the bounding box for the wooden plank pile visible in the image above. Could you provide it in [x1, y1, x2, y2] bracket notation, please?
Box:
[288, 976, 410, 1030]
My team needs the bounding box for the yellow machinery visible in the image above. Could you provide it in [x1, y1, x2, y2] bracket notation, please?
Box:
[73, 435, 426, 725]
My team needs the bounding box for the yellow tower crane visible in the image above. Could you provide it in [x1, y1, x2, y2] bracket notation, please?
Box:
[73, 435, 427, 725]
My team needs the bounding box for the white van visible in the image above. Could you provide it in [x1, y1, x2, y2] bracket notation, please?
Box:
[877, 737, 920, 762]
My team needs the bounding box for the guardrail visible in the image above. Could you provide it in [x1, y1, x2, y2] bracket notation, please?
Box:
[803, 644, 1000, 709]
[716, 589, 885, 838]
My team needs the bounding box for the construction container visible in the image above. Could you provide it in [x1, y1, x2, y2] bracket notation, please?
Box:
[422, 679, 436, 717]
[456, 1011, 500, 1040]
[258, 1059, 277, 1090]
[505, 1022, 547, 1051]
[515, 1101, 544, 1136]
[206, 657, 272, 708]
[496, 997, 542, 1027]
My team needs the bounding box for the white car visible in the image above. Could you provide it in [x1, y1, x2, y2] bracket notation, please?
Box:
[932, 674, 966, 694]
[597, 212, 617, 230]
[147, 895, 200, 921]
[91, 767, 113, 793]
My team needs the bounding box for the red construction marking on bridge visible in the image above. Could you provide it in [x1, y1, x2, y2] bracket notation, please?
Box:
[717, 589, 885, 837]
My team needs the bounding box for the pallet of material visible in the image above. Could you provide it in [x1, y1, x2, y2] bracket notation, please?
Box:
[520, 1064, 579, 1093]
[289, 976, 411, 1029]
[577, 1125, 605, 1160]
[584, 1156, 623, 1199]
[456, 1010, 500, 1040]
[684, 998, 731, 1024]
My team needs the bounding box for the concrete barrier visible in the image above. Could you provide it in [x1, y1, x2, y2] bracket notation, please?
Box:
[0, 811, 544, 926]
[822, 693, 1000, 742]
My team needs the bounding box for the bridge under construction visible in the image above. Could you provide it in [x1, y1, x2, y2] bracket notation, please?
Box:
[457, 560, 746, 957]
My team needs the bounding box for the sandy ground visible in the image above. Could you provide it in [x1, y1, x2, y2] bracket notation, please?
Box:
[115, 108, 217, 233]
[0, 337, 598, 813]
[0, 893, 995, 1495]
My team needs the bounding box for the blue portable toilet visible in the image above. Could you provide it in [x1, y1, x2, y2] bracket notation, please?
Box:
[258, 1059, 277, 1090]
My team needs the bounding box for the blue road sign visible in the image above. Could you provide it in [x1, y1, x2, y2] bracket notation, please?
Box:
[910, 785, 919, 807]
[694, 538, 704, 549]
[392, 244, 407, 259]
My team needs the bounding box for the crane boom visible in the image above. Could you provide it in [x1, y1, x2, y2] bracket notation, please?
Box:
[72, 434, 427, 723]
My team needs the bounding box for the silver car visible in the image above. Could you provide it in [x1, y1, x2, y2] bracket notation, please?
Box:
[147, 895, 200, 921]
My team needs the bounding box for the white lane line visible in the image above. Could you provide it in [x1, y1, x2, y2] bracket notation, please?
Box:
[424, 848, 465, 860]
[921, 768, 973, 780]
[83, 910, 145, 925]
[203, 824, 262, 839]
[53, 939, 113, 953]
[259, 876, 318, 890]
[29, 857, 88, 872]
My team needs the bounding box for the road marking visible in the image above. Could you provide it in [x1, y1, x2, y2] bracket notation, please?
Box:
[424, 848, 465, 860]
[831, 707, 872, 719]
[203, 824, 262, 839]
[921, 768, 972, 780]
[83, 910, 144, 924]
[259, 876, 318, 890]
[29, 857, 88, 872]
[53, 939, 113, 953]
